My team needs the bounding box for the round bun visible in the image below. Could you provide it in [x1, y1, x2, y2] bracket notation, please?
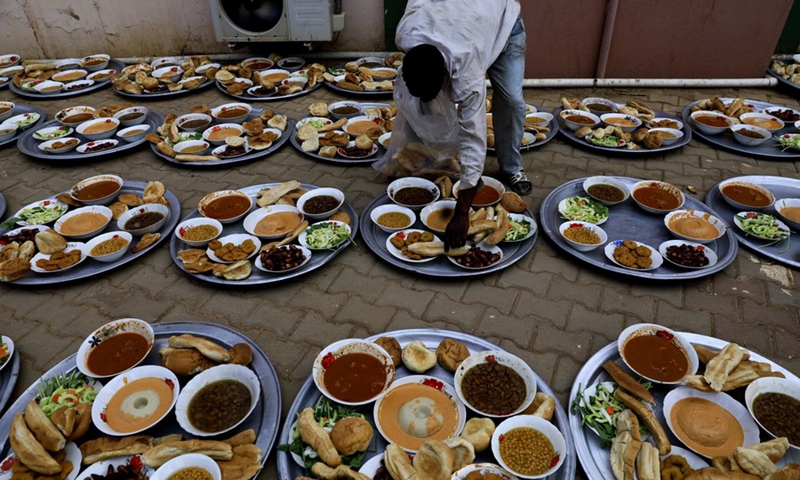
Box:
[225, 136, 245, 147]
[413, 439, 454, 480]
[402, 340, 437, 373]
[501, 192, 527, 213]
[461, 417, 495, 453]
[443, 436, 475, 471]
[355, 134, 373, 151]
[330, 417, 373, 455]
[375, 337, 402, 367]
[435, 338, 469, 372]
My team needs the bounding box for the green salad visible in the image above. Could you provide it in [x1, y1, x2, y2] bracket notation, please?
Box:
[304, 118, 330, 130]
[34, 127, 72, 141]
[735, 212, 791, 251]
[4, 201, 67, 228]
[168, 132, 203, 147]
[304, 222, 351, 249]
[277, 396, 370, 470]
[505, 217, 532, 241]
[37, 370, 98, 417]
[586, 135, 626, 148]
[560, 196, 609, 224]
[774, 134, 800, 151]
[570, 382, 649, 447]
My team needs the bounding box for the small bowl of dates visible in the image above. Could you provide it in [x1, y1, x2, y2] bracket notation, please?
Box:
[255, 244, 312, 273]
[447, 241, 503, 270]
[658, 240, 718, 269]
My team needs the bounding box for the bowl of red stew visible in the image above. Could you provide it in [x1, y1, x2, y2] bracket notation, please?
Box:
[454, 350, 537, 418]
[718, 179, 775, 211]
[560, 109, 600, 131]
[630, 180, 685, 214]
[453, 176, 505, 208]
[744, 376, 800, 450]
[76, 318, 155, 378]
[617, 323, 699, 385]
[70, 174, 123, 206]
[690, 110, 734, 135]
[312, 338, 396, 406]
[198, 190, 253, 224]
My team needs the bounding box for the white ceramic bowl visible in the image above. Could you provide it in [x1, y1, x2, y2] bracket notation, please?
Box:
[33, 125, 73, 141]
[312, 338, 395, 406]
[53, 58, 80, 70]
[117, 203, 170, 236]
[86, 69, 116, 82]
[5, 111, 40, 129]
[343, 115, 381, 137]
[52, 69, 88, 83]
[744, 377, 800, 450]
[113, 106, 149, 127]
[718, 179, 775, 211]
[298, 220, 352, 250]
[153, 65, 183, 82]
[387, 177, 440, 210]
[582, 176, 630, 206]
[255, 244, 312, 273]
[357, 56, 385, 68]
[174, 140, 211, 155]
[116, 124, 150, 143]
[56, 106, 96, 127]
[453, 176, 506, 207]
[525, 112, 553, 128]
[198, 190, 253, 224]
[174, 217, 223, 248]
[663, 209, 725, 244]
[370, 204, 416, 233]
[0, 66, 23, 78]
[378, 132, 391, 149]
[63, 80, 94, 93]
[328, 101, 363, 120]
[211, 103, 252, 124]
[337, 140, 378, 159]
[296, 188, 345, 220]
[38, 137, 80, 154]
[0, 54, 21, 68]
[30, 241, 87, 274]
[0, 335, 15, 374]
[70, 174, 123, 205]
[34, 80, 64, 95]
[80, 54, 110, 71]
[259, 68, 291, 83]
[77, 139, 118, 154]
[151, 56, 179, 69]
[85, 231, 133, 262]
[604, 240, 664, 271]
[617, 323, 699, 384]
[202, 123, 245, 145]
[277, 57, 304, 72]
[421, 200, 457, 234]
[740, 112, 785, 132]
[659, 240, 719, 270]
[630, 180, 685, 214]
[447, 241, 504, 270]
[560, 109, 600, 131]
[13, 199, 68, 226]
[648, 127, 684, 146]
[452, 464, 518, 480]
[175, 364, 260, 436]
[150, 454, 221, 480]
[0, 123, 17, 142]
[369, 67, 398, 80]
[454, 350, 537, 417]
[581, 97, 618, 114]
[175, 113, 213, 132]
[491, 415, 567, 479]
[559, 220, 607, 252]
[601, 113, 642, 132]
[281, 76, 307, 88]
[242, 57, 275, 71]
[0, 101, 15, 123]
[76, 117, 120, 141]
[730, 124, 771, 146]
[54, 205, 113, 240]
[242, 205, 304, 240]
[75, 318, 154, 378]
[690, 110, 734, 135]
[775, 198, 800, 231]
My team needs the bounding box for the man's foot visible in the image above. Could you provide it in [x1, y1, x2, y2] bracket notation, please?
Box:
[507, 171, 532, 196]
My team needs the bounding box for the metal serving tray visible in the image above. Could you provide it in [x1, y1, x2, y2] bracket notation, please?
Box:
[0, 347, 20, 416]
[215, 79, 322, 102]
[8, 59, 124, 100]
[0, 105, 46, 149]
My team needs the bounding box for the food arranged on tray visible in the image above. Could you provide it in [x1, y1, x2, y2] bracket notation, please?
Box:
[6, 54, 117, 96]
[558, 97, 688, 151]
[112, 56, 214, 96]
[769, 58, 800, 87]
[145, 102, 289, 164]
[0, 102, 45, 147]
[173, 181, 354, 283]
[570, 324, 800, 480]
[0, 320, 275, 480]
[322, 55, 403, 94]
[215, 57, 323, 100]
[292, 101, 396, 162]
[0, 177, 171, 283]
[486, 100, 557, 152]
[278, 333, 567, 480]
[0, 54, 22, 87]
[0, 336, 13, 374]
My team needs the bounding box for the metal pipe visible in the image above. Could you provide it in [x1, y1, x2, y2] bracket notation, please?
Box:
[595, 0, 619, 79]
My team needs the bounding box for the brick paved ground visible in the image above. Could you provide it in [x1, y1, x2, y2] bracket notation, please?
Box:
[0, 76, 798, 479]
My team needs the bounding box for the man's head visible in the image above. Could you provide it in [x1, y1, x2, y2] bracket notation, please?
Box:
[402, 44, 446, 103]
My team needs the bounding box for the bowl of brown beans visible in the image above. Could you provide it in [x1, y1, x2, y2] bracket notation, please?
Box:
[454, 350, 537, 418]
[491, 415, 566, 478]
[387, 177, 440, 210]
[85, 231, 133, 262]
[296, 188, 345, 220]
[744, 377, 800, 450]
[255, 244, 312, 273]
[370, 204, 416, 233]
[558, 221, 607, 252]
[174, 218, 222, 247]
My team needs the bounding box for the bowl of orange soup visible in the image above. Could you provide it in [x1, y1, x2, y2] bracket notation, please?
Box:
[70, 174, 123, 205]
[198, 190, 253, 224]
[202, 123, 244, 146]
[631, 180, 685, 214]
[453, 176, 505, 207]
[775, 198, 800, 231]
[617, 323, 699, 384]
[718, 179, 775, 211]
[242, 205, 304, 240]
[210, 103, 252, 124]
[54, 205, 113, 240]
[76, 117, 120, 141]
[600, 113, 642, 132]
[690, 110, 734, 135]
[739, 113, 785, 132]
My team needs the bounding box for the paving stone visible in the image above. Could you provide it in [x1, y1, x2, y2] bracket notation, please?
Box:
[740, 298, 798, 332]
[530, 249, 579, 281]
[327, 266, 386, 302]
[334, 296, 396, 333]
[600, 286, 656, 321]
[656, 301, 713, 336]
[712, 314, 774, 355]
[475, 308, 535, 348]
[497, 266, 551, 296]
[423, 293, 484, 328]
[374, 283, 434, 318]
[567, 304, 624, 343]
[386, 310, 460, 332]
[290, 311, 352, 347]
[462, 282, 519, 314]
[713, 272, 767, 304]
[549, 275, 602, 310]
[533, 321, 593, 362]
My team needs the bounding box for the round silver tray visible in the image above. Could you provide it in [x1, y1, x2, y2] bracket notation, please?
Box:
[487, 106, 560, 154]
[0, 321, 282, 480]
[169, 182, 359, 285]
[681, 98, 800, 159]
[0, 105, 46, 149]
[17, 110, 164, 162]
[0, 347, 20, 416]
[0, 193, 5, 219]
[569, 332, 800, 480]
[8, 59, 124, 99]
[150, 108, 294, 167]
[360, 194, 537, 277]
[706, 175, 800, 269]
[276, 328, 576, 480]
[539, 176, 738, 280]
[767, 56, 800, 94]
[555, 106, 692, 155]
[215, 78, 322, 102]
[323, 65, 395, 98]
[11, 180, 180, 285]
[113, 74, 214, 99]
[289, 119, 382, 165]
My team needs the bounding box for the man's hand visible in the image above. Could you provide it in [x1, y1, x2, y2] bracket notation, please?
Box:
[444, 185, 478, 250]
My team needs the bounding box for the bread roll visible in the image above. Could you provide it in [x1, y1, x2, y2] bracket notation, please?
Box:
[436, 338, 469, 372]
[461, 418, 494, 452]
[330, 417, 372, 455]
[402, 340, 437, 373]
[443, 436, 475, 471]
[413, 439, 454, 480]
[9, 413, 61, 474]
[34, 229, 66, 255]
[24, 400, 66, 452]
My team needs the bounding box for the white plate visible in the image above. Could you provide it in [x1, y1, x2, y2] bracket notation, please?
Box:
[733, 212, 791, 242]
[30, 242, 87, 274]
[504, 213, 537, 243]
[357, 453, 385, 478]
[662, 386, 760, 459]
[604, 240, 663, 271]
[298, 220, 351, 250]
[76, 139, 118, 154]
[447, 241, 504, 270]
[74, 455, 150, 480]
[206, 233, 260, 264]
[0, 336, 14, 374]
[13, 198, 69, 226]
[33, 126, 74, 141]
[658, 240, 719, 270]
[385, 229, 441, 264]
[661, 445, 709, 470]
[337, 141, 378, 159]
[212, 140, 252, 159]
[254, 245, 312, 273]
[0, 443, 82, 480]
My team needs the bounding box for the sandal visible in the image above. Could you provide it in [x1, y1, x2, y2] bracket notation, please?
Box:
[508, 171, 532, 196]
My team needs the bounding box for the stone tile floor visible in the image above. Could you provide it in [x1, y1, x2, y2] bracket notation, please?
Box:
[0, 76, 798, 479]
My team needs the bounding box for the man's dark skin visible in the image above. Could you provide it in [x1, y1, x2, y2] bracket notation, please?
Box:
[401, 45, 479, 250]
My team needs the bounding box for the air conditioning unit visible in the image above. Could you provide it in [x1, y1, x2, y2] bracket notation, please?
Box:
[209, 0, 345, 43]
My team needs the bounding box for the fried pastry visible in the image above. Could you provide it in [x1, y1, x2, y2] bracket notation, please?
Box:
[55, 193, 83, 207]
[118, 193, 144, 206]
[25, 400, 66, 452]
[242, 118, 263, 136]
[131, 233, 160, 253]
[310, 463, 370, 480]
[444, 436, 475, 471]
[160, 346, 216, 376]
[704, 343, 744, 392]
[80, 435, 153, 465]
[329, 211, 351, 225]
[308, 102, 329, 117]
[319, 146, 337, 158]
[109, 202, 128, 220]
[256, 180, 301, 207]
[413, 439, 454, 480]
[169, 334, 231, 363]
[385, 443, 416, 480]
[436, 338, 469, 372]
[402, 340, 437, 373]
[733, 447, 778, 477]
[143, 440, 233, 467]
[34, 229, 66, 255]
[375, 337, 402, 367]
[297, 124, 317, 141]
[0, 257, 31, 282]
[298, 407, 340, 467]
[216, 444, 262, 480]
[615, 390, 670, 455]
[267, 114, 287, 131]
[9, 413, 61, 474]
